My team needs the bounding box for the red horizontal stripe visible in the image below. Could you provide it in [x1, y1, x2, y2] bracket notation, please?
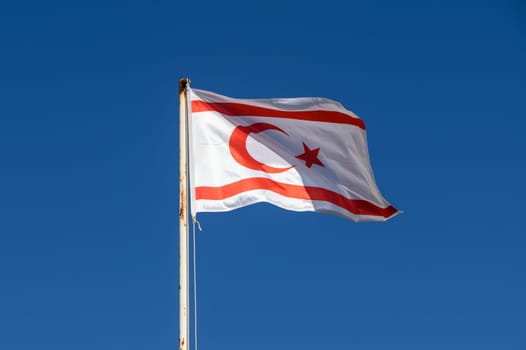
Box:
[192, 100, 366, 130]
[195, 177, 397, 219]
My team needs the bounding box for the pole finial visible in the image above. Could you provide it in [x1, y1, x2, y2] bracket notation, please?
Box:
[179, 77, 191, 93]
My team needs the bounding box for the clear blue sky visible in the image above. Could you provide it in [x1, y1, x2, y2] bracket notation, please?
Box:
[1, 1, 525, 349]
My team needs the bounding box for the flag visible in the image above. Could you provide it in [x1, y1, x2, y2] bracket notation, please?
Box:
[188, 88, 398, 222]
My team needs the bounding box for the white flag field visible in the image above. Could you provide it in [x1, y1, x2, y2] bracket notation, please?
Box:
[188, 88, 398, 222]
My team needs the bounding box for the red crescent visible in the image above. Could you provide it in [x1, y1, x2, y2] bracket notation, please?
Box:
[229, 122, 293, 173]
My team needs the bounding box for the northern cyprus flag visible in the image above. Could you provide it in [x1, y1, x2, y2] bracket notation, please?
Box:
[188, 88, 398, 222]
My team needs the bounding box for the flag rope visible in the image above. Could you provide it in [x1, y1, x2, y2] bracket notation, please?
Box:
[192, 218, 199, 350]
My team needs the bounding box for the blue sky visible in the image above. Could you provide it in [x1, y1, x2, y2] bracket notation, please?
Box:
[1, 0, 525, 349]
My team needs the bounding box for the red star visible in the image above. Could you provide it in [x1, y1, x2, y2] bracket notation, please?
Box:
[295, 142, 324, 168]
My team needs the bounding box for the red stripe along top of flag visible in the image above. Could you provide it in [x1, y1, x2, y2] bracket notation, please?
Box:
[191, 100, 366, 129]
[188, 88, 398, 222]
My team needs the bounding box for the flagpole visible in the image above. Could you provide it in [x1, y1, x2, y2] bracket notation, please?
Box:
[179, 77, 190, 350]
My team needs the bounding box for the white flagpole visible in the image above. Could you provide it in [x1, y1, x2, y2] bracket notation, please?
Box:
[178, 77, 190, 350]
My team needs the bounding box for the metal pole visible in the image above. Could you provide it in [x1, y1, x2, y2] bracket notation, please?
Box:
[179, 77, 190, 350]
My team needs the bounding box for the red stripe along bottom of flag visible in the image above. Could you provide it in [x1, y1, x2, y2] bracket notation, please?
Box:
[195, 177, 398, 219]
[192, 101, 366, 130]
